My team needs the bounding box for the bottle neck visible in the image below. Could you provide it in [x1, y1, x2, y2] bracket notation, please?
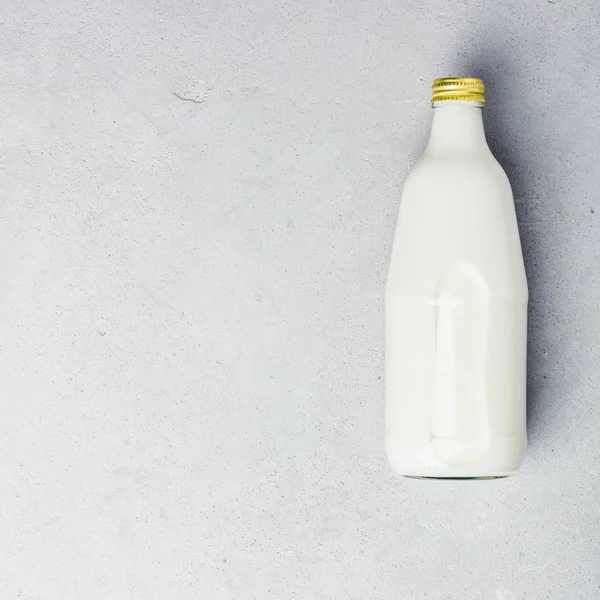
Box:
[425, 101, 487, 154]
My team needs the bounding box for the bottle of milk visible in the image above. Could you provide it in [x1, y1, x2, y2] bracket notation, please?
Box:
[385, 77, 528, 478]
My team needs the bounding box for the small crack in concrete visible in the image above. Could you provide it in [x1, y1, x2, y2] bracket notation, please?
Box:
[173, 91, 206, 105]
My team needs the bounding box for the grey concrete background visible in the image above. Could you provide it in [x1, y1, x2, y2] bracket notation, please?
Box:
[0, 0, 599, 598]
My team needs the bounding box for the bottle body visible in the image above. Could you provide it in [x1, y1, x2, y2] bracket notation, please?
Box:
[385, 101, 528, 478]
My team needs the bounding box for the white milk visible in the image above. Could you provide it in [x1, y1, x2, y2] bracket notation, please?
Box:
[385, 78, 528, 478]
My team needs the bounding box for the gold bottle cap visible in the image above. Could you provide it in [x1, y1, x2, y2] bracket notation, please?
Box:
[431, 77, 485, 104]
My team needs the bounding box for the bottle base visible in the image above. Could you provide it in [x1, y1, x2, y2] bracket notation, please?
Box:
[403, 474, 511, 480]
[386, 433, 526, 480]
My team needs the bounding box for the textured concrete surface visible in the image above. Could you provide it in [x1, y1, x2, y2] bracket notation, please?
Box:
[1, 0, 599, 598]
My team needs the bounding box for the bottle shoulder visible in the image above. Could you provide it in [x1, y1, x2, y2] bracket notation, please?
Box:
[403, 151, 510, 198]
[389, 151, 526, 297]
